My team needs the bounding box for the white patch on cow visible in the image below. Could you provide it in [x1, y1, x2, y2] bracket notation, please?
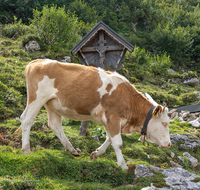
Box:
[120, 119, 127, 128]
[144, 92, 158, 106]
[42, 59, 57, 65]
[36, 75, 58, 99]
[90, 103, 105, 125]
[21, 75, 58, 153]
[97, 68, 129, 98]
[111, 133, 128, 171]
[102, 112, 107, 126]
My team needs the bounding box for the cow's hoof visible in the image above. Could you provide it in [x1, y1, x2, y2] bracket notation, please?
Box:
[90, 151, 97, 159]
[71, 150, 80, 156]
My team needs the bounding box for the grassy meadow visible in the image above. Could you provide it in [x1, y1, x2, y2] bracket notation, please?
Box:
[0, 31, 200, 189]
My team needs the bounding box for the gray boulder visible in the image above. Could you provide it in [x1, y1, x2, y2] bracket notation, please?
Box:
[136, 164, 200, 190]
[183, 78, 199, 87]
[25, 40, 40, 52]
[170, 134, 200, 151]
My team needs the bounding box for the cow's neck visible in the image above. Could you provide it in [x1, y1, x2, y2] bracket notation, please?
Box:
[130, 93, 153, 133]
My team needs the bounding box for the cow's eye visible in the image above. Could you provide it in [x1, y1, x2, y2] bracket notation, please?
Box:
[162, 122, 167, 127]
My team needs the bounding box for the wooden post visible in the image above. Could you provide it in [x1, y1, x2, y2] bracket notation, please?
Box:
[79, 121, 89, 136]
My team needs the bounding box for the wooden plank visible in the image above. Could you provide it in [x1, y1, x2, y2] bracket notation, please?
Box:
[81, 45, 124, 52]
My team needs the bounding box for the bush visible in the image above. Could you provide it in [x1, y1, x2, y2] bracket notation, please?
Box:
[150, 52, 172, 75]
[2, 17, 31, 38]
[151, 23, 193, 65]
[31, 5, 84, 48]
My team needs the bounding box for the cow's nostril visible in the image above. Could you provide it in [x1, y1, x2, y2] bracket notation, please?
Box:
[168, 143, 171, 147]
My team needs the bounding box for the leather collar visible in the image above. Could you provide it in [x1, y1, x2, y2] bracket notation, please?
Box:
[141, 105, 156, 136]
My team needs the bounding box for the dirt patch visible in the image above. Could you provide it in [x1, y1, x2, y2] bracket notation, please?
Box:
[0, 135, 10, 145]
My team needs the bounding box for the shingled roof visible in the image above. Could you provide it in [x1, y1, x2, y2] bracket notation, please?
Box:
[71, 21, 134, 55]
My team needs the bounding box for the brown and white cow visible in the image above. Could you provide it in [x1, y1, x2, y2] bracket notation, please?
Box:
[20, 59, 171, 170]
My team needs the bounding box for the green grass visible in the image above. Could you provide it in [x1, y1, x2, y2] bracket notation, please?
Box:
[0, 27, 200, 189]
[1, 117, 200, 189]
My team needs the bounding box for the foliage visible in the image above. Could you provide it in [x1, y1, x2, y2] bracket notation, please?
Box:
[31, 5, 83, 47]
[92, 125, 106, 140]
[2, 17, 31, 39]
[171, 85, 182, 96]
[151, 23, 193, 65]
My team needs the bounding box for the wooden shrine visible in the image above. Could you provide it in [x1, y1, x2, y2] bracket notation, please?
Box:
[71, 21, 134, 71]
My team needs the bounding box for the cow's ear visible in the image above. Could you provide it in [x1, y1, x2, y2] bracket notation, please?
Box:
[152, 105, 162, 117]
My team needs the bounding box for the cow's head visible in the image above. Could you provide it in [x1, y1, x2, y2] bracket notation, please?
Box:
[145, 105, 171, 148]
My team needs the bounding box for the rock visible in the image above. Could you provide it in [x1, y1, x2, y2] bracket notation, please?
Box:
[183, 77, 199, 87]
[92, 135, 100, 142]
[194, 91, 200, 99]
[170, 133, 200, 151]
[189, 113, 196, 121]
[195, 112, 200, 117]
[183, 152, 198, 167]
[134, 164, 154, 179]
[137, 164, 200, 190]
[177, 156, 184, 163]
[64, 56, 71, 62]
[181, 111, 190, 121]
[179, 117, 185, 123]
[170, 160, 183, 168]
[171, 152, 175, 158]
[167, 69, 176, 73]
[171, 112, 178, 119]
[169, 78, 181, 84]
[189, 119, 200, 128]
[61, 56, 71, 63]
[25, 40, 40, 52]
[141, 186, 159, 190]
[41, 55, 46, 59]
[168, 109, 177, 117]
[160, 83, 167, 89]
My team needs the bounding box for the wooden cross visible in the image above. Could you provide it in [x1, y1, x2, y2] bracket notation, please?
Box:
[81, 30, 124, 70]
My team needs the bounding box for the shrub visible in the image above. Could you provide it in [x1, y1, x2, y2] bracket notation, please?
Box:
[151, 23, 193, 65]
[150, 52, 172, 75]
[31, 5, 84, 48]
[181, 92, 197, 104]
[2, 17, 31, 38]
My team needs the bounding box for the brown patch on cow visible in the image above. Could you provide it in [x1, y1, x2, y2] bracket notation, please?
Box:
[105, 70, 112, 75]
[26, 59, 49, 104]
[101, 83, 153, 137]
[25, 60, 102, 115]
[106, 83, 113, 92]
[119, 145, 123, 150]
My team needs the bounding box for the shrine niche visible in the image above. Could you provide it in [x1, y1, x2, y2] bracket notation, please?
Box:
[71, 21, 134, 71]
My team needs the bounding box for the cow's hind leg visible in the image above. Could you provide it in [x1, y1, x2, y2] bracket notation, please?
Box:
[20, 101, 43, 154]
[45, 104, 79, 156]
[90, 129, 111, 159]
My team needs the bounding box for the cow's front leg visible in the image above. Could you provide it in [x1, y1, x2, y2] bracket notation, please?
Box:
[90, 134, 111, 159]
[111, 133, 128, 171]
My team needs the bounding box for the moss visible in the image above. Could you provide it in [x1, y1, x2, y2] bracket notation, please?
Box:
[191, 177, 200, 182]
